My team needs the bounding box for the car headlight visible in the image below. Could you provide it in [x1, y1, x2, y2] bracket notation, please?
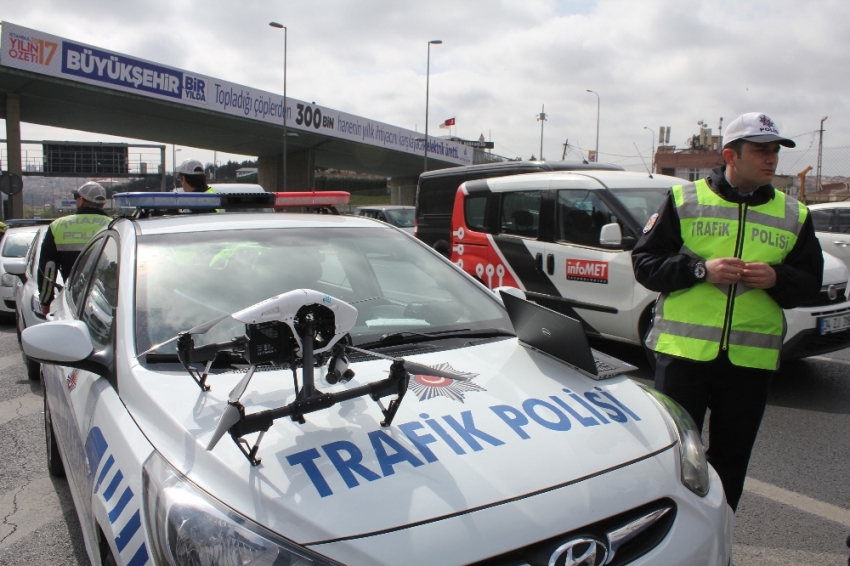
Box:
[1, 273, 16, 287]
[143, 451, 343, 566]
[640, 386, 710, 497]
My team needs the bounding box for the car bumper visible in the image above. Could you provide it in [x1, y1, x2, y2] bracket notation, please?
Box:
[0, 286, 15, 313]
[783, 301, 850, 359]
[309, 447, 732, 566]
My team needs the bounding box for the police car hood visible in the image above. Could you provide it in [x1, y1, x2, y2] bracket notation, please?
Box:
[125, 338, 674, 544]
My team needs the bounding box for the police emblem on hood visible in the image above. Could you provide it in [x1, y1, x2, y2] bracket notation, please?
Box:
[408, 363, 482, 402]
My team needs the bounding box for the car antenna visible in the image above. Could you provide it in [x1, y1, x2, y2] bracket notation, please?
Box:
[633, 142, 654, 178]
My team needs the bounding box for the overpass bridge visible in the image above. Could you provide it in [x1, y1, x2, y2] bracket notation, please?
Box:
[0, 22, 501, 217]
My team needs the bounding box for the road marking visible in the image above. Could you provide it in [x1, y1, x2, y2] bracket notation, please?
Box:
[733, 544, 847, 565]
[745, 477, 850, 528]
[0, 476, 68, 549]
[0, 394, 42, 428]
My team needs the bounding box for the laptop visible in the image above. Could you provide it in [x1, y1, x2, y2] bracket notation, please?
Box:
[500, 291, 637, 380]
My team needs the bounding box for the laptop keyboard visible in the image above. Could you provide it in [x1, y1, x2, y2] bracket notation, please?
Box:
[594, 358, 618, 373]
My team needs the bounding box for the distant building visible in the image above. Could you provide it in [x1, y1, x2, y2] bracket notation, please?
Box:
[654, 127, 724, 181]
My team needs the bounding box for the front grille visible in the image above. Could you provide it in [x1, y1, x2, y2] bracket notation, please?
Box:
[468, 499, 676, 566]
[806, 282, 848, 307]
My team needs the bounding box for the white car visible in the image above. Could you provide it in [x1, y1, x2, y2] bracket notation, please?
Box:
[22, 192, 732, 566]
[808, 201, 850, 268]
[7, 226, 64, 380]
[0, 225, 41, 322]
[355, 205, 416, 234]
[448, 170, 850, 362]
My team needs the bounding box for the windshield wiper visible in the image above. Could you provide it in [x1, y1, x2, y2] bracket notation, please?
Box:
[357, 328, 515, 349]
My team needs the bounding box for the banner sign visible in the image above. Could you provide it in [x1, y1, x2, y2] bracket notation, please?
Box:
[454, 139, 494, 149]
[0, 23, 471, 166]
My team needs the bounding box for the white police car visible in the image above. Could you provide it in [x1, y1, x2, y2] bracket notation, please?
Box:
[22, 192, 732, 566]
[449, 170, 850, 362]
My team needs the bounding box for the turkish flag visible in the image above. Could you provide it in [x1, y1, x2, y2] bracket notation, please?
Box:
[441, 117, 456, 127]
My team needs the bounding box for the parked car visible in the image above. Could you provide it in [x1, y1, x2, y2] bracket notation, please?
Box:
[7, 226, 62, 379]
[0, 225, 41, 322]
[808, 201, 850, 268]
[20, 191, 732, 566]
[448, 170, 850, 361]
[355, 205, 415, 233]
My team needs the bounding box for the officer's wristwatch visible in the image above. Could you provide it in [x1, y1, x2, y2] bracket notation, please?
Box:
[693, 260, 707, 281]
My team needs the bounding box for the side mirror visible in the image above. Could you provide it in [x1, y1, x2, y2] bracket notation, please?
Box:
[599, 223, 623, 247]
[4, 258, 26, 278]
[21, 320, 111, 377]
[493, 286, 526, 305]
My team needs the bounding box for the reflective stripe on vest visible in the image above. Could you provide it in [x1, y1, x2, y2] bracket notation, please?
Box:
[50, 214, 110, 252]
[645, 179, 807, 370]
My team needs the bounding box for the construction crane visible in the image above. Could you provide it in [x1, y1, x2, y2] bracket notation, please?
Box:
[797, 166, 813, 203]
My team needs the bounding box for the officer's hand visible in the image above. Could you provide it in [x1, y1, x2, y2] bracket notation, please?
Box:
[40, 304, 50, 316]
[742, 262, 776, 289]
[706, 257, 745, 284]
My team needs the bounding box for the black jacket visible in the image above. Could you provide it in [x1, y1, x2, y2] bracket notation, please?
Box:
[631, 167, 823, 309]
[37, 207, 111, 305]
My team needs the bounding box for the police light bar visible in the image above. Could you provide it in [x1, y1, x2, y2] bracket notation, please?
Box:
[113, 192, 221, 209]
[273, 191, 350, 207]
[112, 192, 275, 210]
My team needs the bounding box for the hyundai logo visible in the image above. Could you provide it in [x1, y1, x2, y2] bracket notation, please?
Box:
[542, 328, 552, 337]
[548, 537, 608, 566]
[827, 284, 838, 301]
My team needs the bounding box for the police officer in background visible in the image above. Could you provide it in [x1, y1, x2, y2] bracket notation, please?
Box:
[175, 158, 211, 192]
[632, 112, 823, 512]
[38, 181, 111, 315]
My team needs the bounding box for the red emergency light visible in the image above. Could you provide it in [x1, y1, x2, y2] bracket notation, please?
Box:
[272, 191, 350, 207]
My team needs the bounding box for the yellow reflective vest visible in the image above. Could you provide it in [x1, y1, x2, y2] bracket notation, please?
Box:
[645, 179, 808, 370]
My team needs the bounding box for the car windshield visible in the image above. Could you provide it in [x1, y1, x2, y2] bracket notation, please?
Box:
[135, 226, 510, 354]
[609, 188, 670, 227]
[2, 231, 36, 258]
[384, 209, 415, 227]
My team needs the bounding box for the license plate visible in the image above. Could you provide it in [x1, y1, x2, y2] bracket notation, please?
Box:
[818, 314, 850, 334]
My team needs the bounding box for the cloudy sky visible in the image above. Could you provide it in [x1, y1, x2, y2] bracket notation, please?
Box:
[1, 0, 848, 175]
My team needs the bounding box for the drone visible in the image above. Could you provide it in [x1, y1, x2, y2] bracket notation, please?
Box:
[138, 289, 473, 466]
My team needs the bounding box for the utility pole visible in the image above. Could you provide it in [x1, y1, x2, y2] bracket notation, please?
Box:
[816, 116, 828, 194]
[561, 138, 569, 160]
[537, 104, 547, 161]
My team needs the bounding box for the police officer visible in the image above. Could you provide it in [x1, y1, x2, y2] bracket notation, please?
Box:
[175, 158, 211, 193]
[38, 181, 111, 315]
[632, 112, 823, 512]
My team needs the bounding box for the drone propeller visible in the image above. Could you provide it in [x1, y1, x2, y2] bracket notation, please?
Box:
[136, 314, 231, 358]
[347, 345, 472, 382]
[207, 365, 258, 451]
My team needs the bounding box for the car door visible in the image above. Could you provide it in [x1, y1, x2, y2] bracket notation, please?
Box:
[43, 235, 119, 558]
[490, 188, 554, 293]
[813, 207, 850, 268]
[543, 188, 637, 340]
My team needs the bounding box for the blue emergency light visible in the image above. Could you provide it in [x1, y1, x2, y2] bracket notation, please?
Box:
[113, 192, 221, 209]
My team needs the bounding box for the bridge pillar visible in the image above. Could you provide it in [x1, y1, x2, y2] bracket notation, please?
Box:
[389, 176, 418, 206]
[258, 150, 316, 192]
[5, 94, 23, 219]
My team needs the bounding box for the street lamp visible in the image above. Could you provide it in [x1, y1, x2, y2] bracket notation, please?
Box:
[586, 89, 600, 162]
[643, 126, 655, 174]
[537, 104, 547, 161]
[269, 22, 288, 191]
[816, 115, 828, 194]
[173, 146, 181, 184]
[423, 39, 442, 173]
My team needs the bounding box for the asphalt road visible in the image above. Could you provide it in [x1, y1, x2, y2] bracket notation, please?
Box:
[0, 320, 848, 566]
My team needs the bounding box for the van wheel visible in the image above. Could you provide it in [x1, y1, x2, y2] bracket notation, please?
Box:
[44, 391, 66, 478]
[433, 240, 450, 258]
